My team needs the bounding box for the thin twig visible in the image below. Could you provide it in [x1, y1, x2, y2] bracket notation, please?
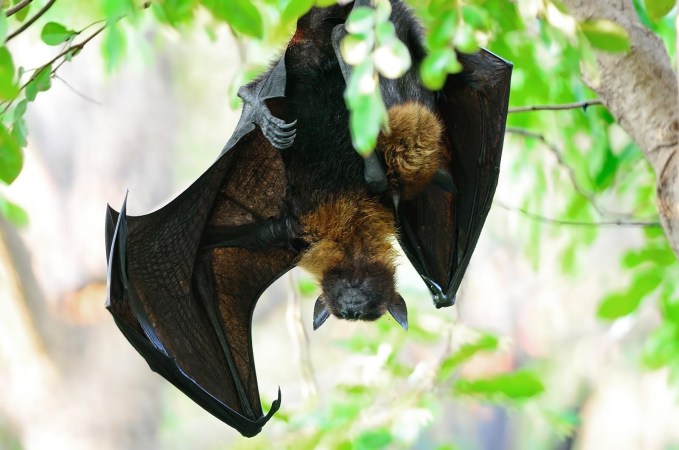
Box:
[506, 127, 625, 219]
[509, 99, 603, 114]
[6, 0, 33, 17]
[6, 0, 57, 42]
[494, 201, 660, 227]
[54, 75, 102, 105]
[286, 271, 318, 402]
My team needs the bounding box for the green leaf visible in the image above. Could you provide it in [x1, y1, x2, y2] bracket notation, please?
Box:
[426, 10, 456, 49]
[0, 12, 7, 46]
[596, 271, 663, 319]
[282, 0, 314, 24]
[25, 64, 52, 101]
[644, 0, 674, 21]
[204, 0, 263, 38]
[622, 247, 676, 268]
[40, 22, 76, 46]
[103, 0, 136, 21]
[0, 196, 28, 227]
[454, 22, 479, 53]
[297, 278, 317, 296]
[642, 323, 679, 369]
[0, 123, 23, 184]
[355, 429, 392, 450]
[579, 19, 631, 53]
[374, 40, 411, 79]
[420, 48, 461, 90]
[439, 334, 499, 381]
[461, 4, 490, 30]
[0, 46, 18, 100]
[13, 0, 30, 22]
[102, 23, 126, 71]
[454, 369, 545, 400]
[345, 7, 375, 35]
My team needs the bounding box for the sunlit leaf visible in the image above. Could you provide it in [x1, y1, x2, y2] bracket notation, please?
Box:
[426, 10, 456, 48]
[374, 40, 411, 79]
[461, 4, 490, 30]
[454, 369, 545, 400]
[355, 429, 392, 450]
[439, 334, 499, 381]
[0, 12, 7, 46]
[204, 0, 263, 38]
[102, 22, 126, 71]
[644, 0, 674, 21]
[0, 46, 18, 100]
[0, 196, 28, 227]
[579, 19, 630, 53]
[420, 48, 461, 90]
[25, 64, 52, 101]
[345, 7, 375, 34]
[597, 271, 663, 319]
[454, 22, 479, 53]
[0, 123, 22, 184]
[341, 34, 372, 66]
[41, 22, 77, 46]
[103, 0, 136, 21]
[642, 323, 679, 369]
[282, 0, 314, 24]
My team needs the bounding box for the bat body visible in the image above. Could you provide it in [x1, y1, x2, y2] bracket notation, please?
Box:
[105, 0, 511, 437]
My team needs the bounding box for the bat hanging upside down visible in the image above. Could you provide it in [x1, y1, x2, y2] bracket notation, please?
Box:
[105, 0, 511, 438]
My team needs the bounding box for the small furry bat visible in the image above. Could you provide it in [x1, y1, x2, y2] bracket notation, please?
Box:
[105, 0, 511, 437]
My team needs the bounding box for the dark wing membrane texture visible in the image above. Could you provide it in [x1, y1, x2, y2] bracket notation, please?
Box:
[105, 130, 295, 437]
[396, 49, 512, 308]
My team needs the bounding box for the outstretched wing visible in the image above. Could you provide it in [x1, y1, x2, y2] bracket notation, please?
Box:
[105, 117, 295, 436]
[396, 49, 512, 308]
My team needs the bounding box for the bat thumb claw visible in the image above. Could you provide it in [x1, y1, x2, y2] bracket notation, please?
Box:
[432, 169, 457, 194]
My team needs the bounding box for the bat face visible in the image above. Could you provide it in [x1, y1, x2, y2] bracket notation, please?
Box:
[321, 262, 396, 321]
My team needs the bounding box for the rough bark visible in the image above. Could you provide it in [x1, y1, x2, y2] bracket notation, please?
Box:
[562, 0, 679, 258]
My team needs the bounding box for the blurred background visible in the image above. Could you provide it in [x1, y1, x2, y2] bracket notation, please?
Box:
[1, 0, 678, 449]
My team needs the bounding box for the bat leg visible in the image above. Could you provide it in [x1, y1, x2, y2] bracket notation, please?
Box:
[237, 83, 297, 150]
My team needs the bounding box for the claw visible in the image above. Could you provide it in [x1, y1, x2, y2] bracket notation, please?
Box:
[276, 128, 296, 138]
[432, 168, 457, 194]
[280, 119, 298, 129]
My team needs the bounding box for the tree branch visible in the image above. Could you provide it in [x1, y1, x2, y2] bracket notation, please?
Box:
[562, 0, 679, 259]
[494, 201, 660, 228]
[6, 0, 56, 42]
[506, 127, 624, 218]
[6, 0, 33, 17]
[509, 99, 603, 114]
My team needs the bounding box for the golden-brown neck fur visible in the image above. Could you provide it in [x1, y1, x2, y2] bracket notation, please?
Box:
[297, 194, 398, 280]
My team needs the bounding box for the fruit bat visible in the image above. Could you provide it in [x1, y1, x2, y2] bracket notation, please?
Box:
[104, 0, 511, 438]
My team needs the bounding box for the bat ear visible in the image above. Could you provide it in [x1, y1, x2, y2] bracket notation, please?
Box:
[388, 294, 408, 330]
[313, 296, 330, 330]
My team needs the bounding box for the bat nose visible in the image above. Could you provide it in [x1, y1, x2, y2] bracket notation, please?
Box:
[341, 309, 361, 320]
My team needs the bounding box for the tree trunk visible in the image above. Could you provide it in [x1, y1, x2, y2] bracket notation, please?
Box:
[562, 0, 679, 258]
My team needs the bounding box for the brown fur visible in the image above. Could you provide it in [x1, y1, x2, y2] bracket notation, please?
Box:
[297, 194, 398, 280]
[378, 102, 444, 200]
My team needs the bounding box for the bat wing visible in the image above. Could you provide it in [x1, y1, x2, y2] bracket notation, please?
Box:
[105, 81, 295, 435]
[396, 49, 512, 308]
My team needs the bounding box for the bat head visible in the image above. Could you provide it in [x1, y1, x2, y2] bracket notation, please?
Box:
[313, 263, 408, 330]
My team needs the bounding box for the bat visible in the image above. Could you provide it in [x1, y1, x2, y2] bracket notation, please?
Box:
[104, 0, 511, 437]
